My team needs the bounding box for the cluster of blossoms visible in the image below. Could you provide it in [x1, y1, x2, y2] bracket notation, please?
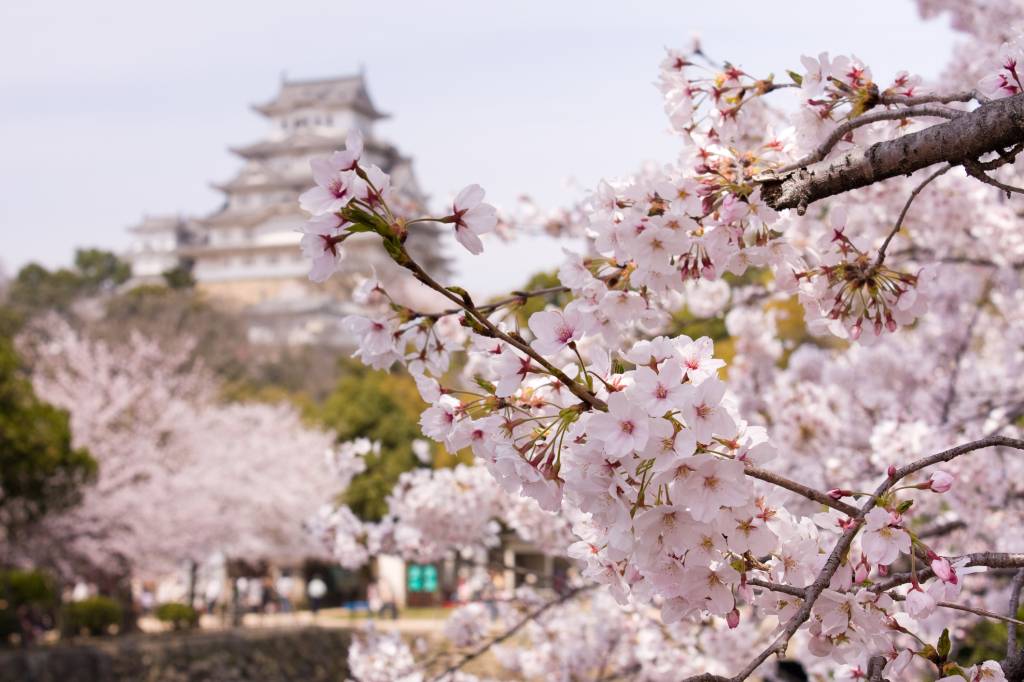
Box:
[788, 208, 932, 341]
[979, 34, 1024, 99]
[297, 129, 497, 283]
[312, 447, 572, 571]
[299, 1, 1024, 679]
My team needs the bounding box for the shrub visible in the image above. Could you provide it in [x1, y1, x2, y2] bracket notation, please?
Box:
[153, 602, 198, 630]
[61, 596, 122, 637]
[0, 569, 57, 642]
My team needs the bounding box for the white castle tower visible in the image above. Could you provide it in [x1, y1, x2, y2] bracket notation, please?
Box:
[126, 73, 447, 345]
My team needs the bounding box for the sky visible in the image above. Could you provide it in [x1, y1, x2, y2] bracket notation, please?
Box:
[1, 1, 959, 297]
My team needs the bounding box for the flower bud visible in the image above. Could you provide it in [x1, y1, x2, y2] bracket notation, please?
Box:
[828, 488, 852, 500]
[931, 556, 957, 584]
[887, 465, 897, 479]
[927, 470, 954, 494]
[726, 608, 740, 629]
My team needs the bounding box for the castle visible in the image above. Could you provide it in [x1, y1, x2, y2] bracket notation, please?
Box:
[126, 73, 446, 345]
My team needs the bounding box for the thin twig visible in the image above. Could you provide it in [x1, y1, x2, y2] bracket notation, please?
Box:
[397, 243, 607, 412]
[873, 552, 1024, 593]
[938, 600, 1024, 628]
[964, 158, 1024, 196]
[917, 519, 966, 539]
[876, 89, 988, 106]
[743, 465, 859, 517]
[875, 164, 953, 266]
[1009, 569, 1024, 657]
[745, 578, 806, 599]
[429, 585, 594, 681]
[769, 105, 962, 176]
[886, 435, 1024, 485]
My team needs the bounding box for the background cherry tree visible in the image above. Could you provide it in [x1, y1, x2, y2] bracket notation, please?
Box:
[7, 316, 341, 593]
[302, 0, 1024, 680]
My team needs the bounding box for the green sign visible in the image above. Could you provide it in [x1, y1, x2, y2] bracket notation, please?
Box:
[407, 564, 438, 593]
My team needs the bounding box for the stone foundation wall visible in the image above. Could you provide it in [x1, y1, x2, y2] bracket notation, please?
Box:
[0, 627, 351, 682]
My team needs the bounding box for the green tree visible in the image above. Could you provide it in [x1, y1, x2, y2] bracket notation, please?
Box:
[161, 260, 196, 290]
[0, 329, 95, 535]
[6, 249, 131, 316]
[311, 361, 436, 521]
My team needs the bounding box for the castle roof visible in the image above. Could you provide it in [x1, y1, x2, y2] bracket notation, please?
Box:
[252, 74, 388, 119]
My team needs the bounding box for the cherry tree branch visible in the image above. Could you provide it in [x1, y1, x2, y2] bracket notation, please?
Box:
[414, 283, 572, 320]
[396, 244, 607, 411]
[772, 106, 962, 176]
[872, 553, 1024, 592]
[964, 158, 1024, 196]
[745, 577, 806, 598]
[756, 93, 1024, 212]
[875, 164, 953, 266]
[876, 90, 990, 106]
[694, 436, 1024, 682]
[743, 465, 859, 517]
[885, 435, 1024, 485]
[1009, 569, 1024, 657]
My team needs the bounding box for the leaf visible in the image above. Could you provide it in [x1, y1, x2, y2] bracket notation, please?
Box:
[787, 70, 803, 86]
[937, 628, 951, 660]
[918, 644, 940, 665]
[473, 375, 496, 395]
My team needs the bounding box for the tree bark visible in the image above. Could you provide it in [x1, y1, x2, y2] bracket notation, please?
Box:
[757, 94, 1024, 212]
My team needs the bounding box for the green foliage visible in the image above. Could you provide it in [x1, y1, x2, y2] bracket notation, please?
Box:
[161, 260, 196, 290]
[60, 596, 122, 637]
[0, 330, 96, 533]
[6, 249, 130, 316]
[153, 602, 199, 630]
[0, 569, 58, 640]
[955, 603, 1024, 667]
[311, 361, 440, 520]
[509, 270, 572, 327]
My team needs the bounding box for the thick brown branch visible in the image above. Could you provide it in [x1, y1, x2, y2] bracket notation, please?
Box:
[757, 93, 1024, 211]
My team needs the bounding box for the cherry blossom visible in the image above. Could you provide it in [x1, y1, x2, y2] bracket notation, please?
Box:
[448, 184, 497, 255]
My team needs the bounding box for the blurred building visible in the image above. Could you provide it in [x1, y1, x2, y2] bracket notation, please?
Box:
[126, 73, 447, 346]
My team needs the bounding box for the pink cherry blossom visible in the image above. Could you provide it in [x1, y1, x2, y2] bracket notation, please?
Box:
[449, 184, 497, 255]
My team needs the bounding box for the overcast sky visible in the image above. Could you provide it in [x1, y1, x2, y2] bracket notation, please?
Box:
[1, 1, 958, 296]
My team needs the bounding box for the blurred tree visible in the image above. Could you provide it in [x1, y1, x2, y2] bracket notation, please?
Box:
[0, 328, 95, 536]
[5, 249, 130, 316]
[99, 285, 251, 382]
[161, 259, 196, 290]
[98, 286, 343, 401]
[311, 361, 438, 521]
[509, 270, 573, 327]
